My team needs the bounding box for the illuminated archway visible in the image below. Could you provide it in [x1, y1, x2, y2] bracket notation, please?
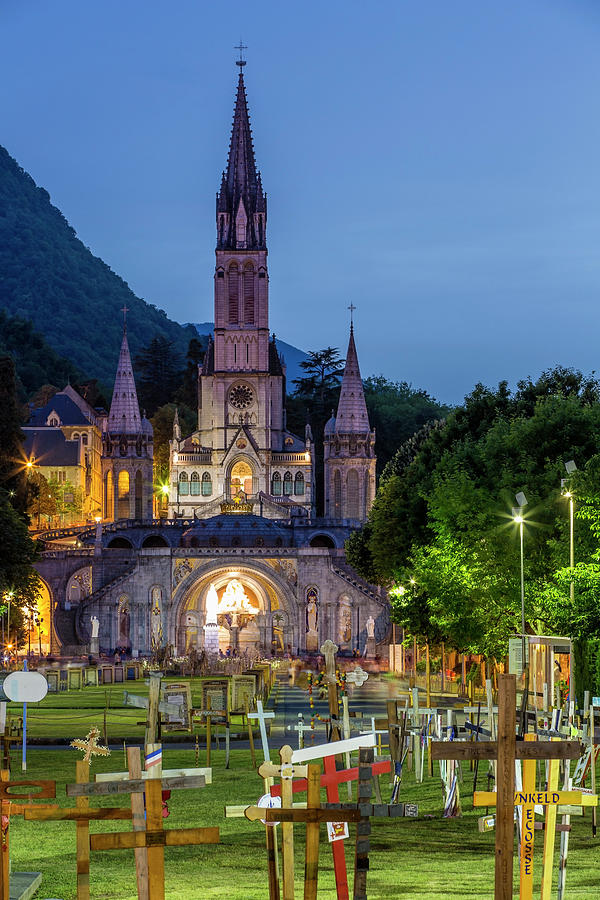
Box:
[229, 459, 253, 497]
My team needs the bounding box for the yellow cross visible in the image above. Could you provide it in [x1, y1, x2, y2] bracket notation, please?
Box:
[70, 728, 110, 764]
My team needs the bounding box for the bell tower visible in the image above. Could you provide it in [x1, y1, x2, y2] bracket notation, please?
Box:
[213, 54, 269, 373]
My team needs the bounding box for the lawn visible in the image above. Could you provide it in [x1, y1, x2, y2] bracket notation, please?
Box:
[8, 745, 600, 899]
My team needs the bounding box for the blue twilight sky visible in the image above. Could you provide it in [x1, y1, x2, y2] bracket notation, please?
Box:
[2, 0, 600, 404]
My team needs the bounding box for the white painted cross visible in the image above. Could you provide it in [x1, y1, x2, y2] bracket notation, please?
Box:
[291, 732, 375, 764]
[345, 665, 368, 687]
[286, 713, 314, 750]
[248, 700, 275, 763]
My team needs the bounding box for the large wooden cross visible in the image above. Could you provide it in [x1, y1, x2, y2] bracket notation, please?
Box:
[70, 761, 219, 900]
[0, 773, 57, 900]
[270, 749, 391, 900]
[431, 674, 585, 900]
[320, 640, 341, 741]
[24, 760, 132, 900]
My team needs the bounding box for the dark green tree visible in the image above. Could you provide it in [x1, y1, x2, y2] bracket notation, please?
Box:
[135, 336, 182, 416]
[176, 337, 207, 410]
[0, 354, 28, 513]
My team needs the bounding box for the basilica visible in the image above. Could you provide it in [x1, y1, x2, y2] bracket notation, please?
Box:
[35, 61, 389, 658]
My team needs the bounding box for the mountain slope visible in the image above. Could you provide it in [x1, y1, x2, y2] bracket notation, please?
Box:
[192, 322, 308, 386]
[0, 145, 197, 387]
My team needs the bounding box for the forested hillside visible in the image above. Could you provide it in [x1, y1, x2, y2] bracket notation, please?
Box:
[0, 308, 82, 398]
[0, 145, 197, 387]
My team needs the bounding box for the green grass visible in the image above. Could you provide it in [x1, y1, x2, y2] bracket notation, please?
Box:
[7, 745, 600, 899]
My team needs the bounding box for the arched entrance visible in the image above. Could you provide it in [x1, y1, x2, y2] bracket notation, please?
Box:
[228, 459, 254, 497]
[173, 561, 296, 656]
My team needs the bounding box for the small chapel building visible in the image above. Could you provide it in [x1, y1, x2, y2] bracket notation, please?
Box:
[34, 60, 389, 659]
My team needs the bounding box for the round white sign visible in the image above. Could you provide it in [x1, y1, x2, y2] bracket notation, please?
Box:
[257, 792, 281, 826]
[4, 671, 48, 703]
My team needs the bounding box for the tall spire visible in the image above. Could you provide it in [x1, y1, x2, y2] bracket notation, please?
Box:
[216, 60, 267, 250]
[335, 322, 370, 433]
[107, 325, 142, 433]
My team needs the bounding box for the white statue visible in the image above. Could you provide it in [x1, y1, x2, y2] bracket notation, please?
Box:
[365, 616, 375, 639]
[90, 616, 100, 639]
[206, 584, 219, 625]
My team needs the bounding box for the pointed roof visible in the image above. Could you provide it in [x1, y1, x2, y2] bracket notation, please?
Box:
[217, 69, 267, 249]
[335, 325, 371, 433]
[107, 329, 142, 433]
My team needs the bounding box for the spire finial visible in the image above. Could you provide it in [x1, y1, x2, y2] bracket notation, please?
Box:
[120, 305, 129, 333]
[348, 302, 356, 329]
[234, 40, 247, 69]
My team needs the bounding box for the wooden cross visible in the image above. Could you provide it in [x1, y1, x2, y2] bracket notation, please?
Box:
[70, 758, 219, 900]
[248, 699, 275, 763]
[0, 772, 57, 900]
[270, 749, 391, 900]
[320, 640, 341, 741]
[24, 760, 132, 900]
[324, 747, 417, 900]
[70, 727, 110, 764]
[431, 674, 586, 900]
[246, 753, 361, 900]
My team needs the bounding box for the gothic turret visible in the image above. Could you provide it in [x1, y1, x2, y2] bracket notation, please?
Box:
[324, 322, 376, 522]
[101, 318, 154, 521]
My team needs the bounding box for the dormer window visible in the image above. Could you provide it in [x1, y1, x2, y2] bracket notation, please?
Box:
[47, 412, 60, 426]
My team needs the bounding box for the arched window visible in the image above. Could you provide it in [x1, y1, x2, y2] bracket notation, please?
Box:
[201, 472, 212, 496]
[228, 263, 239, 324]
[179, 472, 189, 496]
[283, 472, 293, 496]
[271, 472, 282, 496]
[72, 433, 80, 441]
[82, 433, 88, 446]
[190, 472, 201, 495]
[117, 470, 130, 520]
[333, 470, 342, 518]
[294, 472, 305, 496]
[243, 263, 255, 324]
[347, 469, 359, 519]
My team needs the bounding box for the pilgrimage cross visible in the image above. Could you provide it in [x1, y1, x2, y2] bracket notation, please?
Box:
[0, 772, 57, 900]
[431, 674, 585, 900]
[320, 640, 341, 741]
[23, 761, 132, 900]
[68, 753, 219, 900]
[70, 726, 110, 764]
[270, 735, 390, 900]
[248, 699, 275, 764]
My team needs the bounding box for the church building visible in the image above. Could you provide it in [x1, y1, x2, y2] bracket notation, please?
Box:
[34, 60, 389, 660]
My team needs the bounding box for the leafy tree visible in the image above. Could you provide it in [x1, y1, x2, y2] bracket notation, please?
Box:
[349, 367, 600, 659]
[291, 347, 345, 513]
[363, 376, 449, 474]
[0, 354, 28, 513]
[150, 403, 197, 486]
[0, 499, 41, 610]
[176, 337, 207, 410]
[135, 336, 182, 415]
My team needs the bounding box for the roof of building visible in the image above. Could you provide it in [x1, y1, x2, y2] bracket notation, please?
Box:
[107, 330, 142, 434]
[23, 429, 81, 467]
[28, 392, 92, 428]
[181, 514, 291, 548]
[335, 325, 371, 433]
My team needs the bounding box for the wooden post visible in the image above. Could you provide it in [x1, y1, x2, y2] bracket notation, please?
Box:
[590, 700, 597, 838]
[495, 673, 516, 900]
[540, 739, 560, 900]
[519, 734, 536, 900]
[76, 760, 91, 900]
[280, 746, 295, 900]
[320, 640, 341, 742]
[0, 799, 9, 900]
[245, 697, 257, 769]
[127, 747, 149, 900]
[425, 642, 431, 711]
[304, 764, 320, 900]
[146, 673, 161, 746]
[206, 696, 212, 767]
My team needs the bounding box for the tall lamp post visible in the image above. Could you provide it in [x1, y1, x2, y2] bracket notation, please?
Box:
[512, 491, 528, 731]
[562, 459, 577, 605]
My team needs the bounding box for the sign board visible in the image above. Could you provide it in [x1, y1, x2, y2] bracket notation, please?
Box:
[4, 671, 48, 703]
[508, 638, 529, 675]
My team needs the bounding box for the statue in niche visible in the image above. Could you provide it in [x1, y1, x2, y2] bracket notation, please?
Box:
[338, 603, 352, 645]
[150, 587, 163, 650]
[90, 616, 100, 638]
[305, 587, 319, 652]
[118, 598, 130, 645]
[365, 615, 375, 639]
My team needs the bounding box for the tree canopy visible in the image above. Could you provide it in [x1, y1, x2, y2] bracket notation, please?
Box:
[347, 368, 600, 658]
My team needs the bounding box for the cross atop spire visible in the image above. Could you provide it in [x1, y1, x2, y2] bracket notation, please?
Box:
[120, 305, 129, 333]
[234, 40, 247, 68]
[348, 303, 356, 329]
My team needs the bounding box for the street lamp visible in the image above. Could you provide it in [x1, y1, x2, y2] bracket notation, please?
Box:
[512, 492, 528, 730]
[562, 460, 577, 605]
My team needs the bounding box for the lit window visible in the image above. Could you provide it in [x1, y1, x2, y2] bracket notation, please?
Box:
[179, 472, 189, 496]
